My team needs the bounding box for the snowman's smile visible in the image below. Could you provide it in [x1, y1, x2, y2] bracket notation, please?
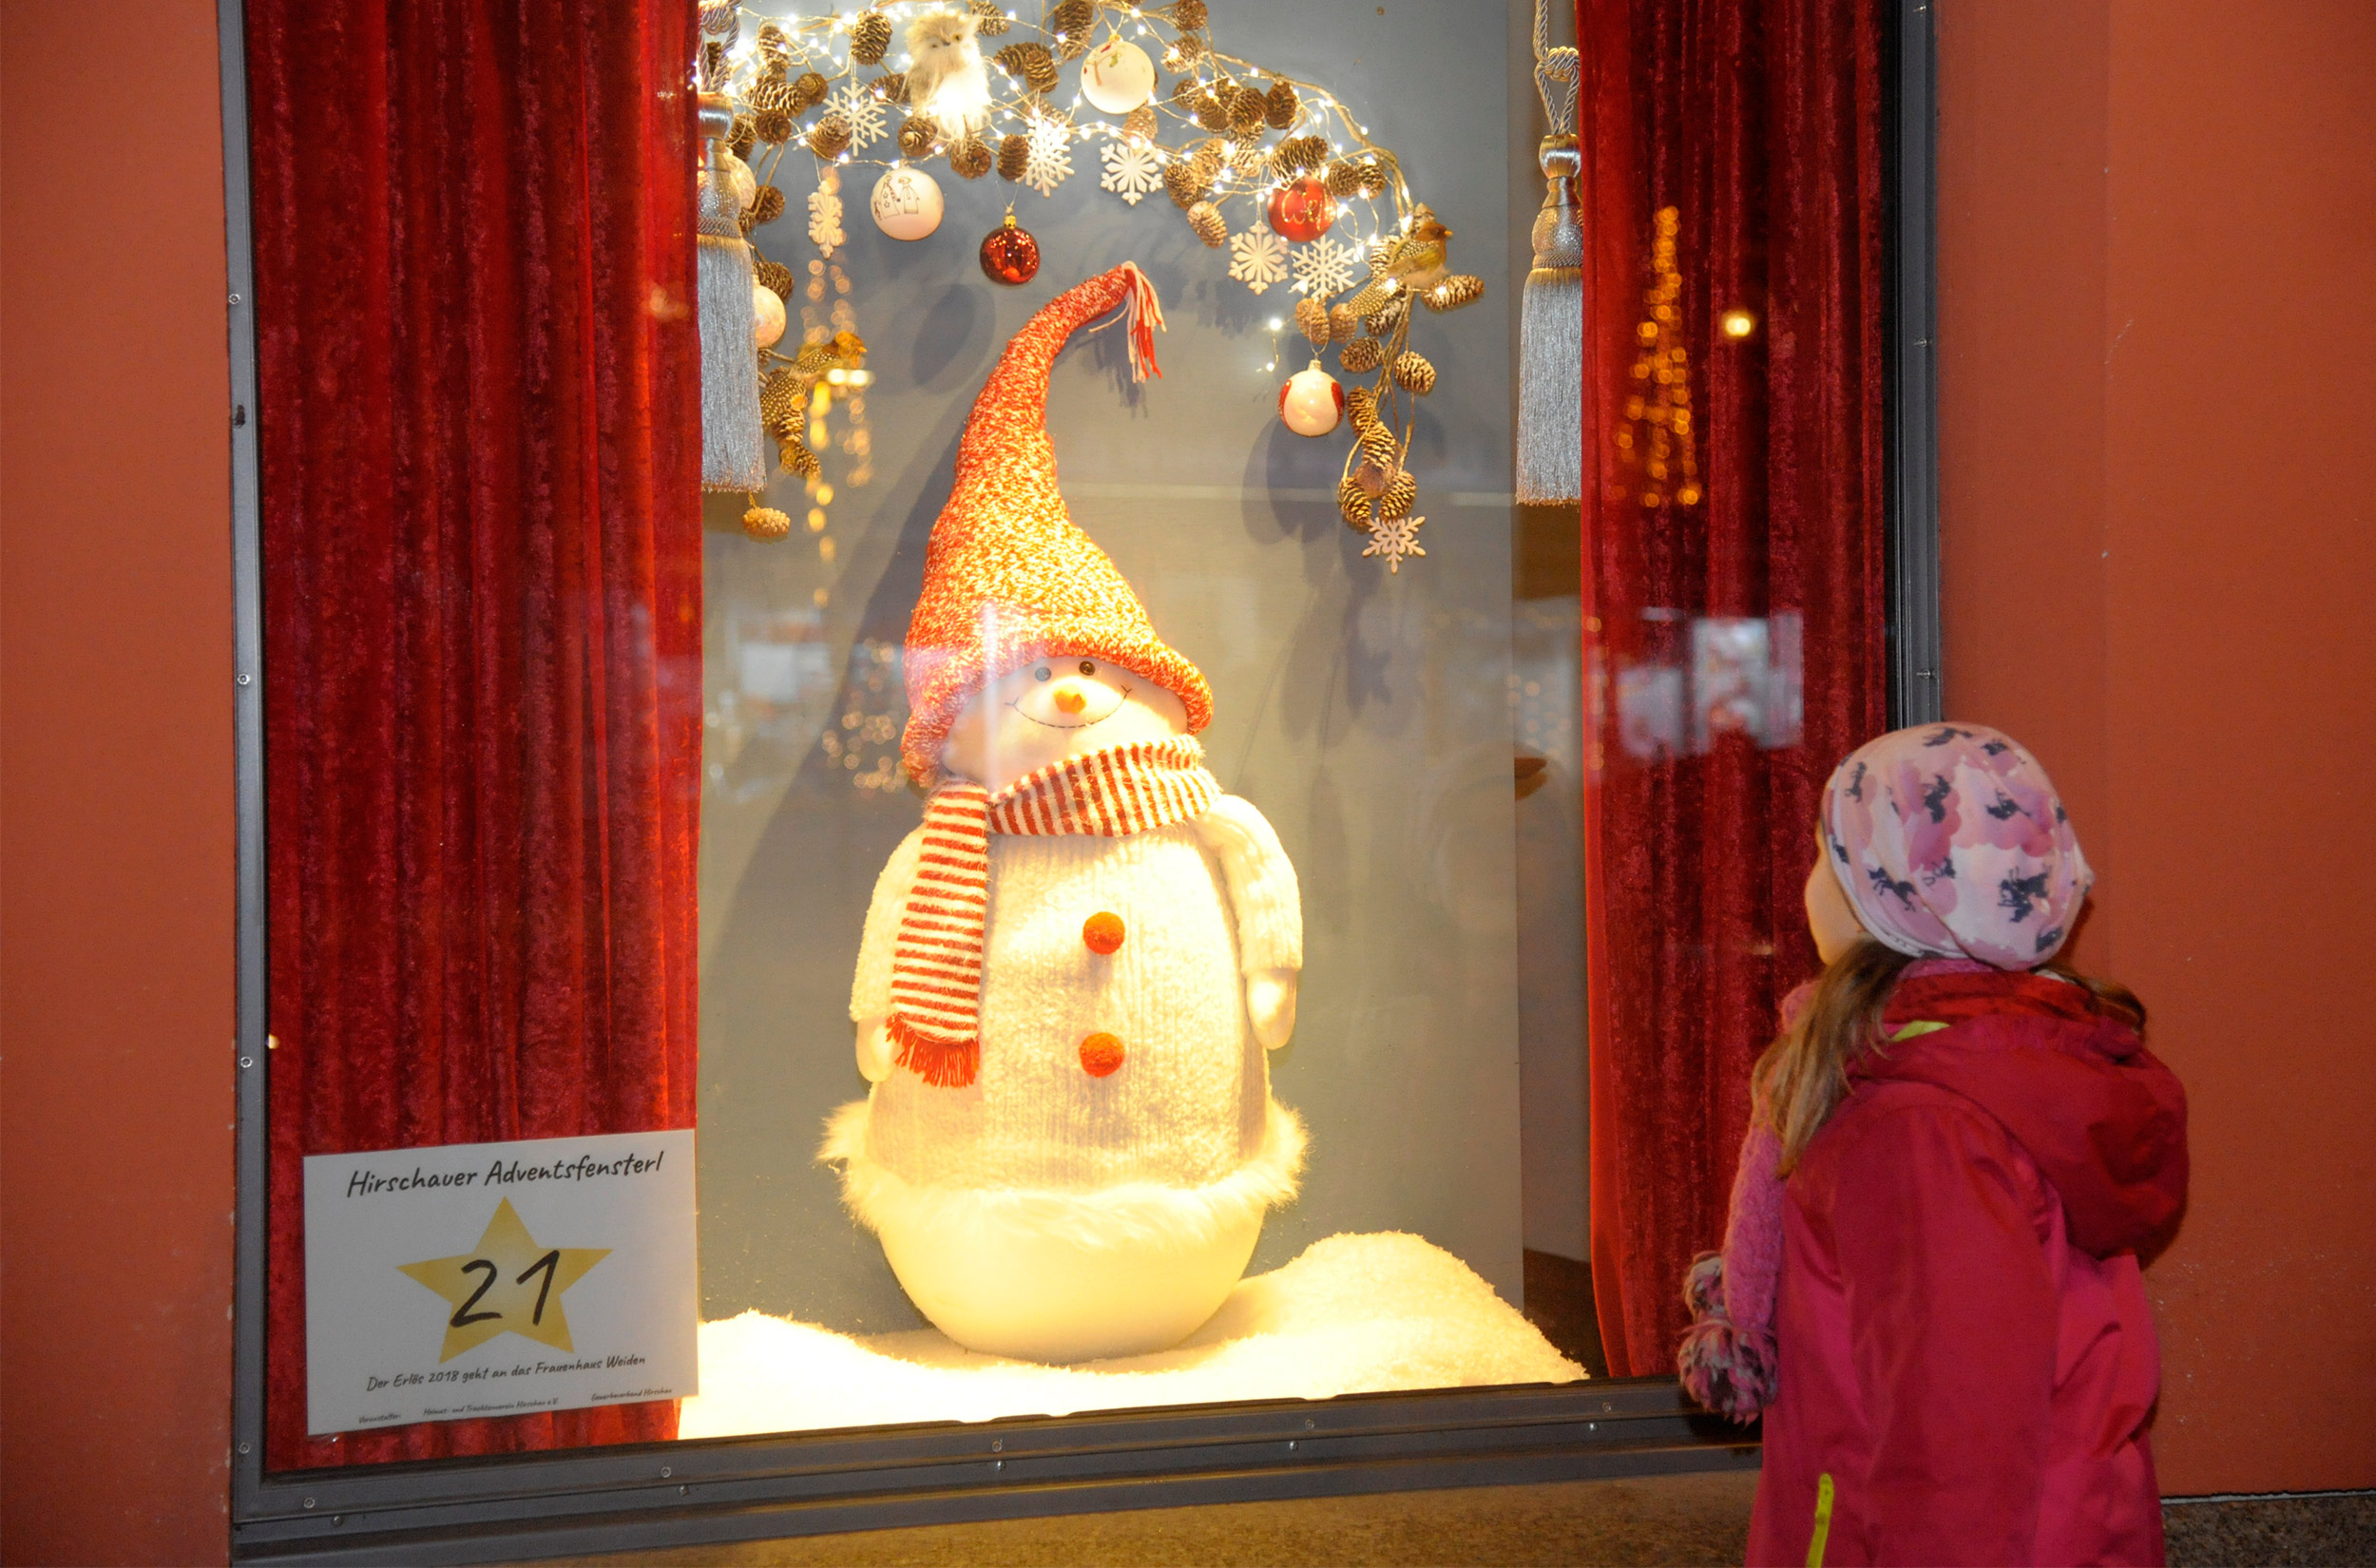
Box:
[1007, 680, 1132, 730]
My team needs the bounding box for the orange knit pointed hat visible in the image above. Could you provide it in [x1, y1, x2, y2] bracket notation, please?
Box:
[900, 263, 1213, 783]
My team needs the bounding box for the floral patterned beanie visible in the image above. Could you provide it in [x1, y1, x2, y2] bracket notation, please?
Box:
[1823, 721, 2092, 970]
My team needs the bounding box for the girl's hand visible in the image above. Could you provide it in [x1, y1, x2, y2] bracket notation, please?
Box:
[855, 1016, 892, 1081]
[1246, 967, 1298, 1050]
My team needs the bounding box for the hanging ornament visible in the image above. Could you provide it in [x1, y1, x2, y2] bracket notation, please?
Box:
[1278, 361, 1345, 437]
[1266, 176, 1334, 243]
[871, 164, 945, 240]
[979, 209, 1040, 285]
[752, 279, 787, 348]
[1079, 34, 1157, 114]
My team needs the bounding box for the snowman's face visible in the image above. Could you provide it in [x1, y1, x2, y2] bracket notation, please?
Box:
[941, 657, 1189, 793]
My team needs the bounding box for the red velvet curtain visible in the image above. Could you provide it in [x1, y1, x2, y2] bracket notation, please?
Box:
[251, 0, 702, 1467]
[1580, 0, 1887, 1376]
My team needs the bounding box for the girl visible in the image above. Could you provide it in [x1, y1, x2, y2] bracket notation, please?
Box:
[1680, 724, 2189, 1567]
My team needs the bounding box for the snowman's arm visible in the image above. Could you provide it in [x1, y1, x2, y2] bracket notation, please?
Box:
[1193, 794, 1302, 975]
[851, 828, 927, 1080]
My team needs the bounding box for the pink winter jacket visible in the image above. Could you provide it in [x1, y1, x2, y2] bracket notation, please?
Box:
[1747, 969, 2189, 1568]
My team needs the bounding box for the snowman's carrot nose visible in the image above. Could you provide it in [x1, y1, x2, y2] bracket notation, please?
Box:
[1054, 685, 1087, 715]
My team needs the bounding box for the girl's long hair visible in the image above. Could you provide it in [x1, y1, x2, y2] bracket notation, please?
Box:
[1752, 940, 2148, 1174]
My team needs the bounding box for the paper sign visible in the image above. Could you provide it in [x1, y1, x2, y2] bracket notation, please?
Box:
[303, 1130, 698, 1436]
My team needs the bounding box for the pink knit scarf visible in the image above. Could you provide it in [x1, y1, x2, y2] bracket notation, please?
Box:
[888, 736, 1217, 1088]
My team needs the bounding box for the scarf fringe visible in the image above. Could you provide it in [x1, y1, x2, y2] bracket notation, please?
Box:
[1677, 1252, 1776, 1425]
[890, 1014, 979, 1089]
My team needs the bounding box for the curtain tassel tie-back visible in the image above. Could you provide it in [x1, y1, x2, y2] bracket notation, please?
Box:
[697, 91, 766, 492]
[1516, 132, 1583, 506]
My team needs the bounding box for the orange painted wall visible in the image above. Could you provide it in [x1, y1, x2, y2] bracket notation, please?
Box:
[1939, 0, 2376, 1494]
[0, 1, 237, 1562]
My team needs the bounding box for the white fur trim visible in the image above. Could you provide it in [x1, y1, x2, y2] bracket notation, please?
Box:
[821, 1097, 1305, 1253]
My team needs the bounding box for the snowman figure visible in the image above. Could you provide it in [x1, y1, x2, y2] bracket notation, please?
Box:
[823, 265, 1305, 1363]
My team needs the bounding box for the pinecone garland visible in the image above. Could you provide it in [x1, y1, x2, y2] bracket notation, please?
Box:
[1346, 385, 1379, 430]
[807, 118, 852, 159]
[1323, 157, 1363, 198]
[1124, 105, 1159, 141]
[1358, 422, 1401, 465]
[1050, 0, 1094, 40]
[1424, 275, 1486, 312]
[948, 134, 992, 178]
[1219, 84, 1264, 135]
[851, 10, 891, 64]
[1377, 468, 1418, 520]
[750, 184, 786, 224]
[702, 41, 728, 84]
[742, 506, 793, 542]
[1193, 93, 1227, 131]
[1338, 335, 1383, 373]
[1391, 351, 1436, 395]
[1265, 79, 1300, 128]
[1294, 297, 1330, 348]
[753, 108, 795, 143]
[897, 115, 938, 157]
[969, 0, 1010, 34]
[873, 71, 909, 104]
[1367, 294, 1410, 335]
[1271, 135, 1326, 177]
[1186, 200, 1227, 247]
[1170, 75, 1200, 103]
[1327, 303, 1361, 342]
[1338, 476, 1374, 530]
[755, 22, 791, 58]
[1162, 159, 1207, 208]
[995, 43, 1059, 93]
[781, 439, 820, 480]
[760, 370, 804, 433]
[997, 133, 1031, 181]
[792, 71, 830, 109]
[754, 258, 795, 299]
[747, 73, 793, 114]
[1173, 0, 1207, 28]
[730, 117, 757, 159]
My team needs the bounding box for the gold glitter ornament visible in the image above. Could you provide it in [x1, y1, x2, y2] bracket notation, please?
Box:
[1162, 159, 1207, 208]
[1377, 468, 1417, 520]
[1338, 476, 1374, 529]
[750, 183, 786, 224]
[1338, 335, 1383, 373]
[1124, 104, 1158, 141]
[1391, 351, 1435, 395]
[1322, 157, 1363, 198]
[1424, 274, 1485, 312]
[1264, 79, 1299, 128]
[969, 0, 1009, 35]
[850, 10, 892, 65]
[1173, 0, 1207, 28]
[1186, 200, 1226, 247]
[997, 133, 1031, 181]
[754, 258, 795, 300]
[806, 118, 851, 160]
[760, 370, 804, 435]
[948, 134, 993, 179]
[780, 438, 820, 480]
[897, 115, 938, 158]
[753, 108, 794, 144]
[792, 71, 830, 110]
[1327, 302, 1360, 342]
[742, 506, 793, 541]
[1365, 292, 1409, 334]
[1294, 296, 1330, 348]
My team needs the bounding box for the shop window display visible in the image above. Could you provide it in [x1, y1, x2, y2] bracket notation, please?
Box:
[240, 0, 1891, 1518]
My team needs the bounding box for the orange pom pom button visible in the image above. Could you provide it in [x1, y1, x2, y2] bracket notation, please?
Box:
[1079, 1032, 1125, 1078]
[1082, 910, 1126, 954]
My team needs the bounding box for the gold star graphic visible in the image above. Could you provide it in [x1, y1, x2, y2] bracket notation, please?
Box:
[397, 1198, 610, 1364]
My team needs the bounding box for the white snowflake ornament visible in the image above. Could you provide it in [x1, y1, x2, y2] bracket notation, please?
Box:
[1292, 234, 1360, 298]
[808, 182, 846, 255]
[1099, 140, 1162, 205]
[1228, 220, 1289, 295]
[827, 80, 888, 152]
[1022, 118, 1073, 197]
[1362, 512, 1427, 573]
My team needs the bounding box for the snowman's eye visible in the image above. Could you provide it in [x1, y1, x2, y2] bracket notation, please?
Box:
[1033, 665, 1051, 681]
[1079, 660, 1097, 677]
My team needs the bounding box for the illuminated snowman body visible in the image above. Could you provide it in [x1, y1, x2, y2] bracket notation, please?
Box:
[834, 660, 1304, 1363]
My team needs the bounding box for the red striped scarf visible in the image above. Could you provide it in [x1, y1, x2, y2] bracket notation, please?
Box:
[889, 736, 1219, 1087]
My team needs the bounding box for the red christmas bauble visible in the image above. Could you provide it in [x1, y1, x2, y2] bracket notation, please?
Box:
[979, 216, 1041, 285]
[1266, 177, 1335, 243]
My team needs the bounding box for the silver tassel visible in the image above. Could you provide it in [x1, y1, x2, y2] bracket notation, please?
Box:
[697, 93, 765, 493]
[1516, 134, 1583, 506]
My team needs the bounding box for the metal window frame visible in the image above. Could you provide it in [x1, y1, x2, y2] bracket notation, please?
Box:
[219, 2, 1940, 1559]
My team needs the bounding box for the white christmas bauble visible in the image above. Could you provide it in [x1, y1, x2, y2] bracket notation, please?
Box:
[752, 279, 786, 349]
[870, 164, 945, 241]
[721, 149, 757, 213]
[1279, 362, 1346, 437]
[1079, 36, 1157, 115]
